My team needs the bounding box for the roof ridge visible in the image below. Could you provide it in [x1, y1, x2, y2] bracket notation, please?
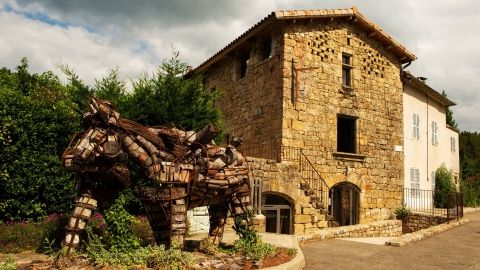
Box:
[192, 7, 416, 73]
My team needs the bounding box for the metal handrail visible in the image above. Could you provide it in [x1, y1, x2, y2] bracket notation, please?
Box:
[238, 143, 330, 211]
[297, 149, 330, 211]
[281, 146, 330, 211]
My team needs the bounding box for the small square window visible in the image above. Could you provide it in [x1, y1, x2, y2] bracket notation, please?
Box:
[337, 115, 356, 153]
[342, 53, 353, 87]
[238, 51, 250, 79]
[261, 37, 272, 60]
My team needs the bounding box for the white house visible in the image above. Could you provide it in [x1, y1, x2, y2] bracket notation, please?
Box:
[402, 71, 459, 209]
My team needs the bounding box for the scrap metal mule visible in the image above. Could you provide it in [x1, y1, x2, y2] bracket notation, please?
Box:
[61, 98, 251, 250]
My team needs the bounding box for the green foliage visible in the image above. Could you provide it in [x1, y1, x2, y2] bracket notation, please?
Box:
[461, 180, 480, 207]
[103, 192, 140, 252]
[442, 90, 458, 129]
[124, 51, 223, 132]
[459, 131, 480, 206]
[0, 256, 16, 270]
[434, 165, 456, 208]
[232, 211, 276, 261]
[86, 227, 193, 269]
[0, 214, 68, 253]
[93, 69, 128, 113]
[0, 59, 79, 221]
[394, 206, 412, 219]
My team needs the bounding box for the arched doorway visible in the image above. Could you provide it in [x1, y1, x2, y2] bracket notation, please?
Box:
[329, 182, 360, 226]
[261, 193, 292, 234]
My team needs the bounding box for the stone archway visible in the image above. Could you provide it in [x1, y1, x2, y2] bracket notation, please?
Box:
[261, 192, 293, 234]
[329, 182, 360, 226]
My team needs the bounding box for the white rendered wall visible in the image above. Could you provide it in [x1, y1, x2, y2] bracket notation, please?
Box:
[403, 84, 459, 193]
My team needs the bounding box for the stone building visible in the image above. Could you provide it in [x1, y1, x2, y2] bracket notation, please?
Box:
[190, 7, 454, 235]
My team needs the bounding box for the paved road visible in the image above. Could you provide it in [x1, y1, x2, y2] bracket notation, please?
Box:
[302, 211, 480, 270]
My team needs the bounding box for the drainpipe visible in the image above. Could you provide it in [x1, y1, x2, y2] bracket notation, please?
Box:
[401, 61, 412, 73]
[427, 95, 429, 191]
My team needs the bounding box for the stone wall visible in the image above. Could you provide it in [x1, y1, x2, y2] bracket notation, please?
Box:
[280, 20, 405, 223]
[203, 30, 284, 159]
[406, 213, 448, 233]
[298, 220, 401, 242]
[200, 18, 405, 227]
[247, 157, 332, 235]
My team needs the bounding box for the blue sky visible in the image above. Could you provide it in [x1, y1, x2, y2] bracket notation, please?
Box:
[0, 0, 479, 132]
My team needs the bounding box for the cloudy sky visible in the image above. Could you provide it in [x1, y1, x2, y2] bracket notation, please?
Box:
[1, 0, 479, 131]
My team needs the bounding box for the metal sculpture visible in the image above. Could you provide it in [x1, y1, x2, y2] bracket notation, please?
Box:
[61, 97, 251, 249]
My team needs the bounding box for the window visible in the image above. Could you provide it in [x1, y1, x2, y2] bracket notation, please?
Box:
[261, 36, 272, 60]
[431, 171, 436, 191]
[412, 113, 420, 140]
[337, 115, 356, 153]
[238, 51, 250, 79]
[431, 121, 438, 145]
[410, 168, 420, 196]
[342, 53, 352, 87]
[450, 137, 456, 152]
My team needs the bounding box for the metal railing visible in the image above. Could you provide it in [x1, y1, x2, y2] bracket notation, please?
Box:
[237, 142, 282, 162]
[297, 149, 330, 211]
[403, 188, 464, 220]
[239, 143, 330, 212]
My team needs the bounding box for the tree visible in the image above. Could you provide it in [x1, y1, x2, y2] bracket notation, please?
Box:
[434, 164, 456, 208]
[0, 59, 80, 221]
[442, 90, 458, 129]
[459, 131, 480, 206]
[125, 51, 223, 132]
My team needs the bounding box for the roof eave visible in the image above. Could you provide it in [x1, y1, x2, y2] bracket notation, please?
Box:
[193, 7, 417, 73]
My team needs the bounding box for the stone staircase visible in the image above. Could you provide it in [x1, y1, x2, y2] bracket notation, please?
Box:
[286, 147, 339, 229]
[299, 182, 339, 228]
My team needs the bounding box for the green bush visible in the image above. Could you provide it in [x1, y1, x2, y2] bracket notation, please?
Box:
[434, 165, 456, 208]
[394, 206, 412, 219]
[0, 256, 16, 270]
[461, 180, 480, 207]
[102, 193, 140, 252]
[231, 211, 276, 261]
[0, 214, 68, 253]
[0, 59, 79, 221]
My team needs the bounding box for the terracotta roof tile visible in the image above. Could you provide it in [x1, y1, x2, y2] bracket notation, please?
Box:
[193, 7, 416, 73]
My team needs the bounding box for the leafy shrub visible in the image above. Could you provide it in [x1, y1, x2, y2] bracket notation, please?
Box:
[461, 180, 480, 207]
[0, 256, 16, 270]
[434, 165, 456, 208]
[0, 214, 68, 253]
[86, 233, 193, 270]
[102, 193, 140, 252]
[0, 59, 79, 222]
[394, 206, 412, 219]
[232, 211, 276, 261]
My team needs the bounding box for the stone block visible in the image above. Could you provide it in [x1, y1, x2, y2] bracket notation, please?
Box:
[293, 223, 305, 234]
[294, 214, 313, 224]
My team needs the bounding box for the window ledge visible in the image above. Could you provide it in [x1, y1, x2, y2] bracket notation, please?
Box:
[333, 152, 366, 162]
[340, 85, 356, 96]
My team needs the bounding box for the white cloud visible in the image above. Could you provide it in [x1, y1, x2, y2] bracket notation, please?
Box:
[0, 9, 156, 85]
[1, 0, 479, 131]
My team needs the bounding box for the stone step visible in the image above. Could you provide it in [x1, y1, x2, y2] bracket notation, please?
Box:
[304, 189, 314, 196]
[300, 182, 310, 191]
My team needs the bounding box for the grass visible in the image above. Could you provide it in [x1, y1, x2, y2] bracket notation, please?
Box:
[0, 214, 154, 254]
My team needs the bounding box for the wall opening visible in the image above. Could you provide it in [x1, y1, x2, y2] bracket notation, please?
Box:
[337, 115, 357, 153]
[262, 193, 292, 234]
[329, 182, 360, 226]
